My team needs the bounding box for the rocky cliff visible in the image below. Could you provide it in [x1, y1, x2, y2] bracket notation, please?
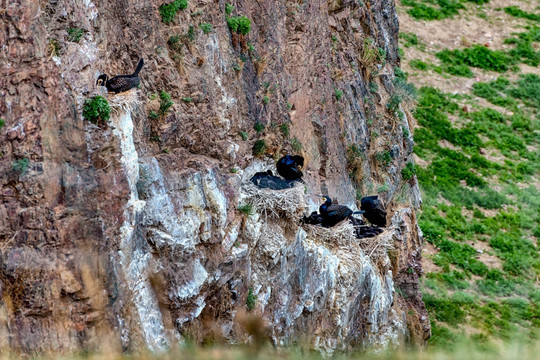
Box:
[0, 0, 429, 354]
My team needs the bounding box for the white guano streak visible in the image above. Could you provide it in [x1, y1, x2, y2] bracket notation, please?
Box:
[111, 110, 169, 352]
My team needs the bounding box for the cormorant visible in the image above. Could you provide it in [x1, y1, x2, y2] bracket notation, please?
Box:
[360, 195, 387, 227]
[301, 211, 324, 226]
[96, 58, 144, 94]
[319, 196, 363, 227]
[250, 170, 295, 190]
[276, 155, 304, 181]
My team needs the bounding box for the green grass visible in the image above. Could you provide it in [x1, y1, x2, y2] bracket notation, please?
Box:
[238, 204, 253, 216]
[246, 287, 256, 311]
[253, 122, 264, 133]
[199, 22, 212, 34]
[12, 158, 30, 175]
[252, 140, 266, 156]
[279, 123, 289, 137]
[159, 91, 174, 115]
[410, 59, 429, 70]
[67, 27, 84, 43]
[436, 45, 513, 72]
[414, 75, 539, 347]
[503, 6, 540, 22]
[401, 0, 464, 21]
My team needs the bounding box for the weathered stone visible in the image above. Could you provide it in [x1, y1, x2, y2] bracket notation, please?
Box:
[0, 0, 426, 355]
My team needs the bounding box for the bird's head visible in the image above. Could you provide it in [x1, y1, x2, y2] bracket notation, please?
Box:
[96, 74, 108, 86]
[320, 196, 331, 205]
[292, 155, 304, 169]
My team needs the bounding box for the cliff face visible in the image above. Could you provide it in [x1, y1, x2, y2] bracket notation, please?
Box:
[0, 0, 429, 354]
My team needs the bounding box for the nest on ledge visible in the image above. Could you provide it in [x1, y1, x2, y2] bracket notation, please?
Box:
[303, 220, 393, 271]
[241, 181, 307, 222]
[104, 90, 141, 116]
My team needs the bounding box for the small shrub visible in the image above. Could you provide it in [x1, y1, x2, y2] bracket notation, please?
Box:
[246, 287, 257, 311]
[400, 32, 421, 48]
[239, 131, 248, 140]
[444, 64, 474, 78]
[83, 95, 110, 124]
[410, 59, 429, 70]
[0, 118, 4, 131]
[436, 45, 513, 73]
[13, 158, 29, 175]
[504, 6, 540, 22]
[199, 22, 212, 34]
[67, 27, 84, 43]
[253, 140, 267, 156]
[334, 89, 343, 100]
[148, 111, 159, 120]
[387, 93, 402, 113]
[227, 15, 251, 35]
[238, 204, 253, 216]
[225, 3, 234, 15]
[160, 0, 188, 24]
[376, 150, 392, 166]
[159, 91, 174, 115]
[262, 95, 270, 104]
[181, 97, 192, 102]
[254, 122, 264, 133]
[291, 137, 302, 152]
[168, 35, 182, 51]
[185, 25, 196, 42]
[401, 161, 417, 180]
[279, 123, 289, 137]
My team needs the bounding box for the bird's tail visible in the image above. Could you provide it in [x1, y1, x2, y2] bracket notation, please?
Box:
[133, 58, 144, 76]
[352, 211, 365, 215]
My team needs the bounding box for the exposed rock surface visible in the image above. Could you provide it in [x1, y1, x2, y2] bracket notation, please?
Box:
[0, 0, 428, 354]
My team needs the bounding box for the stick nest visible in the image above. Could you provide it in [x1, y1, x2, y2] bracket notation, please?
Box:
[105, 90, 141, 116]
[241, 181, 307, 222]
[303, 221, 393, 271]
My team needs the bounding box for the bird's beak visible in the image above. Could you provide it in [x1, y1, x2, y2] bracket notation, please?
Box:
[320, 197, 326, 202]
[297, 165, 303, 170]
[97, 79, 103, 86]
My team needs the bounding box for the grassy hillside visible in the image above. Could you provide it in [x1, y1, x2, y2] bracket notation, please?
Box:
[398, 0, 540, 349]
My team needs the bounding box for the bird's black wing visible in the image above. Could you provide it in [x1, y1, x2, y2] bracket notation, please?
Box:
[107, 75, 140, 93]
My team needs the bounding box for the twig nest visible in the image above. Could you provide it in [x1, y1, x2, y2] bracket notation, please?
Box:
[104, 90, 141, 116]
[302, 221, 357, 248]
[240, 181, 307, 222]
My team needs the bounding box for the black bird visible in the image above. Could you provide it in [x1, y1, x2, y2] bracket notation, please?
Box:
[301, 211, 324, 226]
[276, 155, 304, 181]
[319, 196, 363, 228]
[96, 58, 144, 94]
[360, 195, 387, 227]
[250, 170, 295, 190]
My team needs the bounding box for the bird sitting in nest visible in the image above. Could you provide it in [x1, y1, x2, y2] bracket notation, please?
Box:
[276, 155, 304, 181]
[360, 195, 387, 227]
[250, 170, 295, 190]
[319, 196, 363, 228]
[96, 58, 144, 94]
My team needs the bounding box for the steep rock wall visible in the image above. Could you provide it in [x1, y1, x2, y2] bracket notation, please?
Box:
[0, 0, 429, 354]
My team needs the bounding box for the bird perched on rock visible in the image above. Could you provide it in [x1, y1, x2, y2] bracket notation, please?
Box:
[319, 196, 363, 227]
[250, 170, 295, 190]
[276, 155, 304, 181]
[360, 195, 387, 227]
[96, 58, 144, 94]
